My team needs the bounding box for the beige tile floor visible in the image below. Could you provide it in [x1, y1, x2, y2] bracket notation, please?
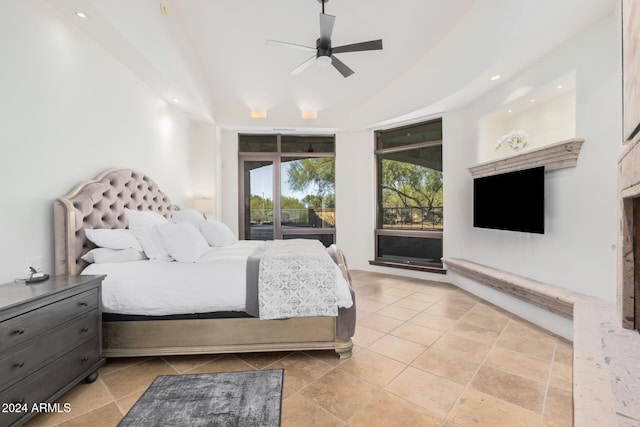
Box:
[26, 270, 573, 426]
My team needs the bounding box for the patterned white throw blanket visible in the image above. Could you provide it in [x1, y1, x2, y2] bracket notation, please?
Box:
[258, 239, 338, 320]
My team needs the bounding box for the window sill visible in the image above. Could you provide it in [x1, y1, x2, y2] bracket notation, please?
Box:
[368, 259, 447, 275]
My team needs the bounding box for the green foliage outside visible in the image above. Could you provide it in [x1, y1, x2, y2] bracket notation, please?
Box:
[381, 159, 443, 229]
[286, 158, 335, 208]
[249, 158, 335, 223]
[381, 159, 443, 210]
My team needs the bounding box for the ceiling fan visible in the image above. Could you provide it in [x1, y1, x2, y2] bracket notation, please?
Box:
[266, 0, 383, 78]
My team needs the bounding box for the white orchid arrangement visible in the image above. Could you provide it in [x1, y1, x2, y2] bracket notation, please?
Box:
[495, 129, 529, 151]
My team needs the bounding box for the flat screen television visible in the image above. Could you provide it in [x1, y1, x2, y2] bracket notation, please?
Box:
[473, 166, 545, 234]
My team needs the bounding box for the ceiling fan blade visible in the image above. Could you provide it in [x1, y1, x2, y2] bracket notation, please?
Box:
[266, 39, 315, 52]
[332, 39, 383, 54]
[290, 55, 316, 76]
[331, 55, 354, 78]
[319, 13, 335, 46]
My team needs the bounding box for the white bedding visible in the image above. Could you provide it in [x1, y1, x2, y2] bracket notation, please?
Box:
[81, 240, 353, 316]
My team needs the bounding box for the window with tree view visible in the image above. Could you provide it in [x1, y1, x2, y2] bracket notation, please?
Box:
[239, 134, 335, 246]
[374, 119, 444, 270]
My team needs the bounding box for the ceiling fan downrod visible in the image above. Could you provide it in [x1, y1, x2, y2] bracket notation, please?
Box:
[318, 0, 328, 14]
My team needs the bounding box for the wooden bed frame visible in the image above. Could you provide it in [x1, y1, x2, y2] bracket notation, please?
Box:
[53, 169, 355, 359]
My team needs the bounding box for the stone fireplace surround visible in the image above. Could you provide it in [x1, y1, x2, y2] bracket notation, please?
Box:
[442, 138, 640, 426]
[619, 137, 640, 329]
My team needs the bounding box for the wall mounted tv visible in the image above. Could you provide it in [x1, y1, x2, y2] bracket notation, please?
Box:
[473, 166, 545, 234]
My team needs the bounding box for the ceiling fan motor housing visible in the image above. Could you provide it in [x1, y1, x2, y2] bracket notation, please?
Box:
[316, 38, 332, 59]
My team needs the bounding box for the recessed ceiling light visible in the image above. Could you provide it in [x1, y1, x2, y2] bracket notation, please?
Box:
[74, 11, 89, 19]
[557, 84, 563, 89]
[530, 99, 535, 103]
[250, 108, 267, 118]
[508, 109, 513, 113]
[172, 98, 179, 103]
[301, 110, 317, 120]
[490, 75, 501, 81]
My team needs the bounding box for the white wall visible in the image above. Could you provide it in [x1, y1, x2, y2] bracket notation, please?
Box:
[189, 121, 219, 206]
[0, 1, 215, 282]
[219, 129, 240, 230]
[479, 89, 577, 161]
[334, 130, 375, 268]
[444, 9, 622, 314]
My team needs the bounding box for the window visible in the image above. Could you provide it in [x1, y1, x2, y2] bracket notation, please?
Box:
[372, 119, 444, 272]
[238, 134, 336, 246]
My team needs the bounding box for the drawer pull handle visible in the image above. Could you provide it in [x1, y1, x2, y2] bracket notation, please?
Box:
[14, 329, 25, 335]
[12, 398, 25, 405]
[78, 302, 88, 306]
[14, 361, 25, 368]
[81, 356, 89, 362]
[81, 327, 89, 333]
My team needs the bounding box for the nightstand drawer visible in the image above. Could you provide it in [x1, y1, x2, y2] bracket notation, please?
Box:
[0, 310, 98, 391]
[0, 288, 98, 354]
[0, 337, 100, 427]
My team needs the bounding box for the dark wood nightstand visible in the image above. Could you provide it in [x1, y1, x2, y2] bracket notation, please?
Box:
[0, 275, 105, 426]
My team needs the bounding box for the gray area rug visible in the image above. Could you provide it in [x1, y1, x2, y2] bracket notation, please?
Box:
[118, 369, 284, 427]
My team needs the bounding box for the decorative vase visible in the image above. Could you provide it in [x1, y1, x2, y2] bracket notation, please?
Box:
[511, 146, 522, 154]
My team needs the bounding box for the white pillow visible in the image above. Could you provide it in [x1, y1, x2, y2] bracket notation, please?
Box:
[84, 228, 143, 251]
[155, 223, 210, 263]
[125, 208, 169, 229]
[198, 221, 238, 247]
[131, 227, 174, 262]
[81, 248, 147, 264]
[171, 209, 205, 225]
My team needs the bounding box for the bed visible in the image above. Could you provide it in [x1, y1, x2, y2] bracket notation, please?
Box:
[53, 168, 356, 359]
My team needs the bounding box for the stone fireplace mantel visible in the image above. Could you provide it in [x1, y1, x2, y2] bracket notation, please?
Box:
[468, 138, 585, 178]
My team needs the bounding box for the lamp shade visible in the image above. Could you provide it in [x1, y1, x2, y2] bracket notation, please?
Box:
[192, 197, 214, 214]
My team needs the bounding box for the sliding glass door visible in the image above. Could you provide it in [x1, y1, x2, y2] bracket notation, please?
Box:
[239, 134, 336, 245]
[242, 159, 275, 241]
[279, 156, 335, 246]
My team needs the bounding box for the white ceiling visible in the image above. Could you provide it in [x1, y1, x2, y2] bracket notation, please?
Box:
[48, 0, 615, 130]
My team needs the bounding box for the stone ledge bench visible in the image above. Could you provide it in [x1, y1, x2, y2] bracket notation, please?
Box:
[442, 257, 638, 426]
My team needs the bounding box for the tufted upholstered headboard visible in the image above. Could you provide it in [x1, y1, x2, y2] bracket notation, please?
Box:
[54, 169, 175, 276]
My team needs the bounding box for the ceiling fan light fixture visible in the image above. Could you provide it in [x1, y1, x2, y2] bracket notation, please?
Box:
[316, 55, 332, 67]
